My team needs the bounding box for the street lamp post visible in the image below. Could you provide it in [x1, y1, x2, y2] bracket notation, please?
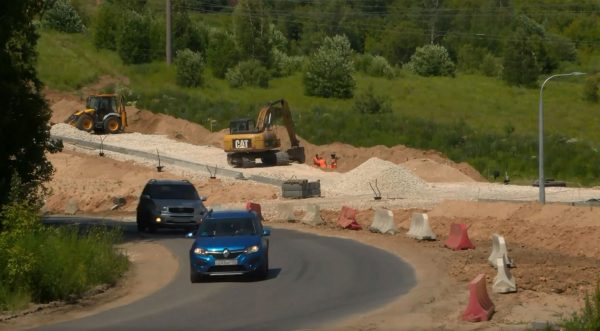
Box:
[538, 72, 586, 204]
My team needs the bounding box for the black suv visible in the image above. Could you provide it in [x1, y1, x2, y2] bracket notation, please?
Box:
[136, 179, 208, 232]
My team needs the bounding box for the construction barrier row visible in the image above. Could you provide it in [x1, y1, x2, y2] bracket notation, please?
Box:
[252, 201, 518, 323]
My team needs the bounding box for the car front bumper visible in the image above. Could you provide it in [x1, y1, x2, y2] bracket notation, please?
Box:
[189, 251, 266, 276]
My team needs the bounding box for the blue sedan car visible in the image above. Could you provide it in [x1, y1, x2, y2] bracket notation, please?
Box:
[188, 210, 270, 282]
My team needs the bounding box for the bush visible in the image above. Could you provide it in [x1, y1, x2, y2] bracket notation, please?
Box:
[43, 0, 85, 33]
[225, 60, 269, 88]
[116, 11, 153, 64]
[354, 85, 392, 114]
[480, 54, 502, 77]
[175, 49, 204, 87]
[562, 282, 600, 330]
[304, 35, 355, 98]
[368, 56, 396, 79]
[405, 44, 455, 77]
[457, 44, 487, 74]
[271, 49, 304, 77]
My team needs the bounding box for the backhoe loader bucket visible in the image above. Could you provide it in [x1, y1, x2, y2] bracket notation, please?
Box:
[287, 146, 305, 163]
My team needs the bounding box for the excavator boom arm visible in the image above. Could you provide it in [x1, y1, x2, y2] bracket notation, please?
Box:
[255, 99, 300, 147]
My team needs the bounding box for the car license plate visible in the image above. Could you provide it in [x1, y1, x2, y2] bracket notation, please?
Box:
[215, 259, 238, 266]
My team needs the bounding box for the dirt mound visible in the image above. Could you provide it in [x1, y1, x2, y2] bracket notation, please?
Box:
[401, 158, 475, 182]
[44, 149, 278, 214]
[333, 158, 426, 196]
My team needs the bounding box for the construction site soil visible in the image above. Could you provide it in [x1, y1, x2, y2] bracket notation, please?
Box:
[33, 89, 600, 330]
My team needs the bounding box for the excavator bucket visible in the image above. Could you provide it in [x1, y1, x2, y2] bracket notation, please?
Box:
[287, 146, 305, 163]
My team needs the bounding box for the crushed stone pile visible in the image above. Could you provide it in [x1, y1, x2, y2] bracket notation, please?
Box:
[331, 158, 427, 197]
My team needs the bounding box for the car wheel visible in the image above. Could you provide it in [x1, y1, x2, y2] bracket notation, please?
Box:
[190, 270, 202, 283]
[255, 256, 269, 281]
[148, 223, 158, 233]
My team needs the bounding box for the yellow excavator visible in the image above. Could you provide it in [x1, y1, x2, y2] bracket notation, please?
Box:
[223, 99, 305, 168]
[65, 94, 127, 134]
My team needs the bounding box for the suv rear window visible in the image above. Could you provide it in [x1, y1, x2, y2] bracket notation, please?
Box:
[147, 184, 199, 200]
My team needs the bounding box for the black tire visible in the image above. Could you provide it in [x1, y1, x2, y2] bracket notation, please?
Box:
[190, 270, 202, 283]
[260, 153, 277, 166]
[136, 221, 145, 233]
[148, 223, 158, 233]
[76, 114, 95, 132]
[103, 116, 122, 134]
[255, 255, 269, 281]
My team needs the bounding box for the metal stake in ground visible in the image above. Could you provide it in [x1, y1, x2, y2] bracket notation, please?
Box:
[99, 135, 107, 157]
[156, 149, 164, 172]
[206, 165, 218, 179]
[369, 179, 382, 200]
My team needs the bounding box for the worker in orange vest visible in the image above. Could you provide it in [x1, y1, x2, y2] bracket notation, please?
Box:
[312, 154, 327, 168]
[329, 153, 337, 169]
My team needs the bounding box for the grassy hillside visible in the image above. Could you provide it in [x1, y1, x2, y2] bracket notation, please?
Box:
[37, 31, 600, 185]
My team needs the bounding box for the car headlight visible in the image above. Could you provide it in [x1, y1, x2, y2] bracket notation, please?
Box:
[245, 245, 259, 253]
[193, 247, 207, 255]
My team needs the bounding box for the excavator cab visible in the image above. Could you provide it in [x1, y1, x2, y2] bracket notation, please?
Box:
[229, 118, 258, 134]
[65, 94, 127, 134]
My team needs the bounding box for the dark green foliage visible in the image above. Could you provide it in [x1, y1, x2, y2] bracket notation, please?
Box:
[233, 0, 272, 68]
[0, 1, 56, 209]
[406, 44, 455, 77]
[175, 49, 204, 87]
[368, 22, 426, 65]
[304, 35, 355, 98]
[225, 59, 269, 88]
[353, 85, 391, 115]
[93, 2, 121, 50]
[116, 11, 153, 64]
[562, 282, 600, 331]
[43, 0, 85, 33]
[502, 27, 540, 87]
[172, 4, 209, 55]
[206, 30, 239, 78]
[457, 44, 487, 74]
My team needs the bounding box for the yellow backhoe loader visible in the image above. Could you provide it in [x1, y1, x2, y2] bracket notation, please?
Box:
[223, 99, 305, 168]
[65, 94, 127, 134]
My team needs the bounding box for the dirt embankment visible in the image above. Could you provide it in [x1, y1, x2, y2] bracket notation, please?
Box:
[44, 149, 279, 214]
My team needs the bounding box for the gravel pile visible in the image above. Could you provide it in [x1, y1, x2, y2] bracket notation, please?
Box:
[331, 158, 427, 197]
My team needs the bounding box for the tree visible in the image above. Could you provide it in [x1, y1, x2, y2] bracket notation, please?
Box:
[175, 49, 204, 88]
[405, 44, 455, 77]
[116, 11, 153, 64]
[93, 2, 121, 50]
[304, 35, 355, 98]
[206, 30, 239, 78]
[502, 28, 540, 87]
[0, 1, 58, 211]
[43, 0, 85, 33]
[233, 0, 272, 67]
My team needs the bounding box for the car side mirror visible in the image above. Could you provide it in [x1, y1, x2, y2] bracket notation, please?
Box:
[200, 196, 207, 202]
[186, 231, 196, 239]
[262, 228, 271, 237]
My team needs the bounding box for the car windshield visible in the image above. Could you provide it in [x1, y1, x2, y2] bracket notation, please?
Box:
[148, 184, 199, 200]
[198, 218, 256, 237]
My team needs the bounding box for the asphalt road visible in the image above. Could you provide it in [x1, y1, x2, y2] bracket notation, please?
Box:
[39, 217, 416, 331]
